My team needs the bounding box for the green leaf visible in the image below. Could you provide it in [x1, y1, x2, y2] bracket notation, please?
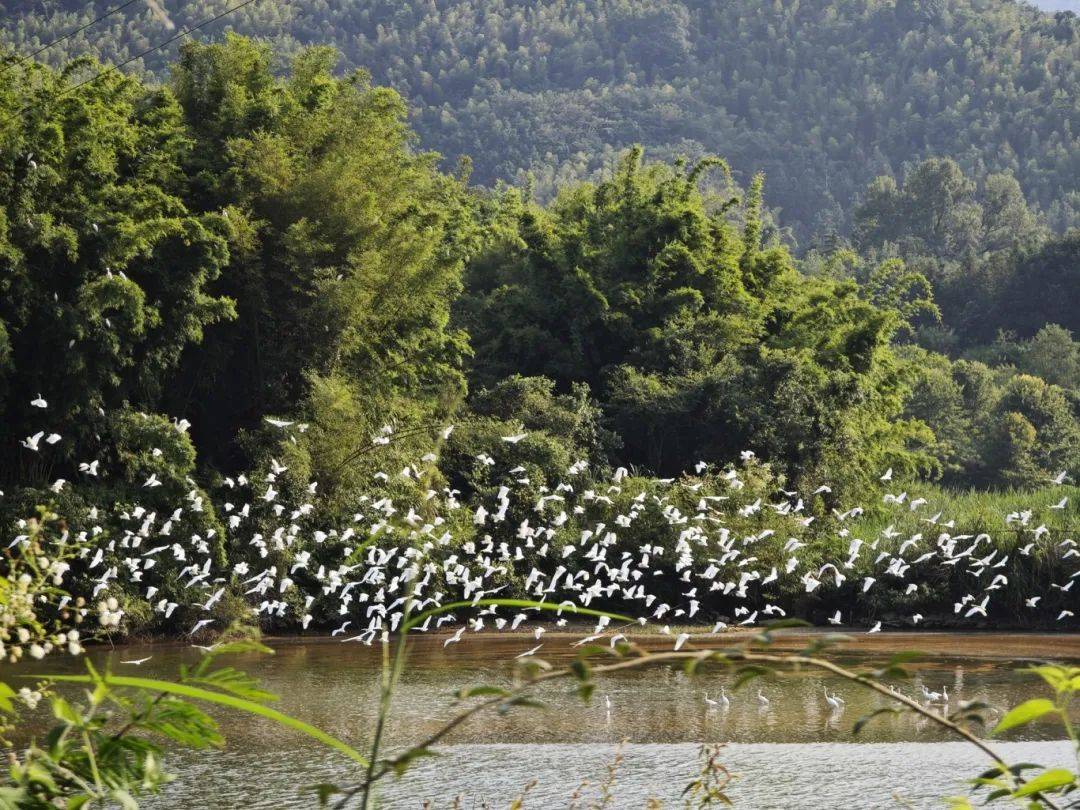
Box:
[515, 658, 552, 679]
[312, 783, 341, 806]
[853, 707, 901, 735]
[574, 644, 612, 660]
[36, 674, 368, 766]
[577, 682, 595, 703]
[134, 697, 224, 749]
[866, 664, 913, 680]
[569, 660, 591, 682]
[455, 685, 511, 700]
[953, 710, 986, 728]
[886, 651, 925, 666]
[992, 699, 1057, 735]
[51, 696, 81, 726]
[732, 665, 769, 689]
[390, 747, 438, 777]
[110, 789, 139, 810]
[0, 681, 16, 714]
[1024, 666, 1068, 692]
[498, 695, 544, 715]
[1012, 768, 1076, 797]
[186, 666, 277, 703]
[505, 695, 544, 708]
[1008, 763, 1043, 774]
[205, 640, 274, 658]
[943, 797, 974, 809]
[25, 763, 58, 792]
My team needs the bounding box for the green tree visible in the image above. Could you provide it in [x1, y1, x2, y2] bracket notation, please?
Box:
[462, 149, 933, 490]
[0, 54, 234, 487]
[166, 37, 477, 478]
[990, 374, 1080, 486]
[981, 232, 1080, 343]
[1020, 324, 1080, 391]
[4, 0, 1076, 244]
[855, 159, 1050, 346]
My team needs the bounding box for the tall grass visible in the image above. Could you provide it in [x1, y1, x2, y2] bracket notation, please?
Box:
[802, 483, 1080, 624]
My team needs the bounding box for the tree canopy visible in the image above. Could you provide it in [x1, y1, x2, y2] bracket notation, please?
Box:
[461, 150, 933, 488]
[0, 35, 1077, 640]
[2, 0, 1077, 244]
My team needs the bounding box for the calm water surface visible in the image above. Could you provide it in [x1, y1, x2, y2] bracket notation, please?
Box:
[10, 631, 1080, 809]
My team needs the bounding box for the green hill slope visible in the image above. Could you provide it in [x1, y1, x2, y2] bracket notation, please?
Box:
[2, 0, 1077, 243]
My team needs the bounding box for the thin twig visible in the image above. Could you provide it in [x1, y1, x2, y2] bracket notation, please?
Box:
[337, 643, 1063, 809]
[107, 691, 167, 743]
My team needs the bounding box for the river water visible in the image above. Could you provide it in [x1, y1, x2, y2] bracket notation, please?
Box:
[10, 631, 1080, 808]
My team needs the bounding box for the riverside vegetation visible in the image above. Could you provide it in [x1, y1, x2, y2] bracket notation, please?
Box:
[3, 0, 1079, 243]
[0, 533, 1078, 808]
[0, 24, 1077, 810]
[0, 37, 1077, 633]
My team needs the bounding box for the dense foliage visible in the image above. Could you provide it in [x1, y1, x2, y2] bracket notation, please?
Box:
[165, 37, 476, 483]
[840, 156, 1080, 487]
[0, 37, 1077, 639]
[0, 36, 474, 490]
[0, 11, 1077, 810]
[461, 152, 931, 488]
[0, 36, 941, 498]
[1, 0, 1078, 245]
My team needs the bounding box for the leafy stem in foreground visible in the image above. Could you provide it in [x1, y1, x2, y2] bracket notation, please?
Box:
[35, 673, 369, 767]
[336, 635, 1068, 810]
[349, 598, 633, 810]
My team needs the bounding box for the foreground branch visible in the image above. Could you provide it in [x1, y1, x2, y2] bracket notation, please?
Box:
[332, 640, 1060, 810]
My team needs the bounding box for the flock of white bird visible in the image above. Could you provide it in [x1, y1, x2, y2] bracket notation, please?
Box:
[8, 394, 1079, 712]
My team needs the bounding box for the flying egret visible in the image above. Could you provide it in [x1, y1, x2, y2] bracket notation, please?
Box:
[21, 432, 44, 451]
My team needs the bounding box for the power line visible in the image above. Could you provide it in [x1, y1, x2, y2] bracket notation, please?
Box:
[64, 0, 263, 96]
[0, 0, 143, 79]
[1, 0, 262, 125]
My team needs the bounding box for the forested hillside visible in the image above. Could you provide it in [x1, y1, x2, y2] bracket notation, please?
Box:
[3, 10, 1080, 806]
[0, 10, 1078, 638]
[23, 22, 1070, 506]
[1, 0, 1077, 243]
